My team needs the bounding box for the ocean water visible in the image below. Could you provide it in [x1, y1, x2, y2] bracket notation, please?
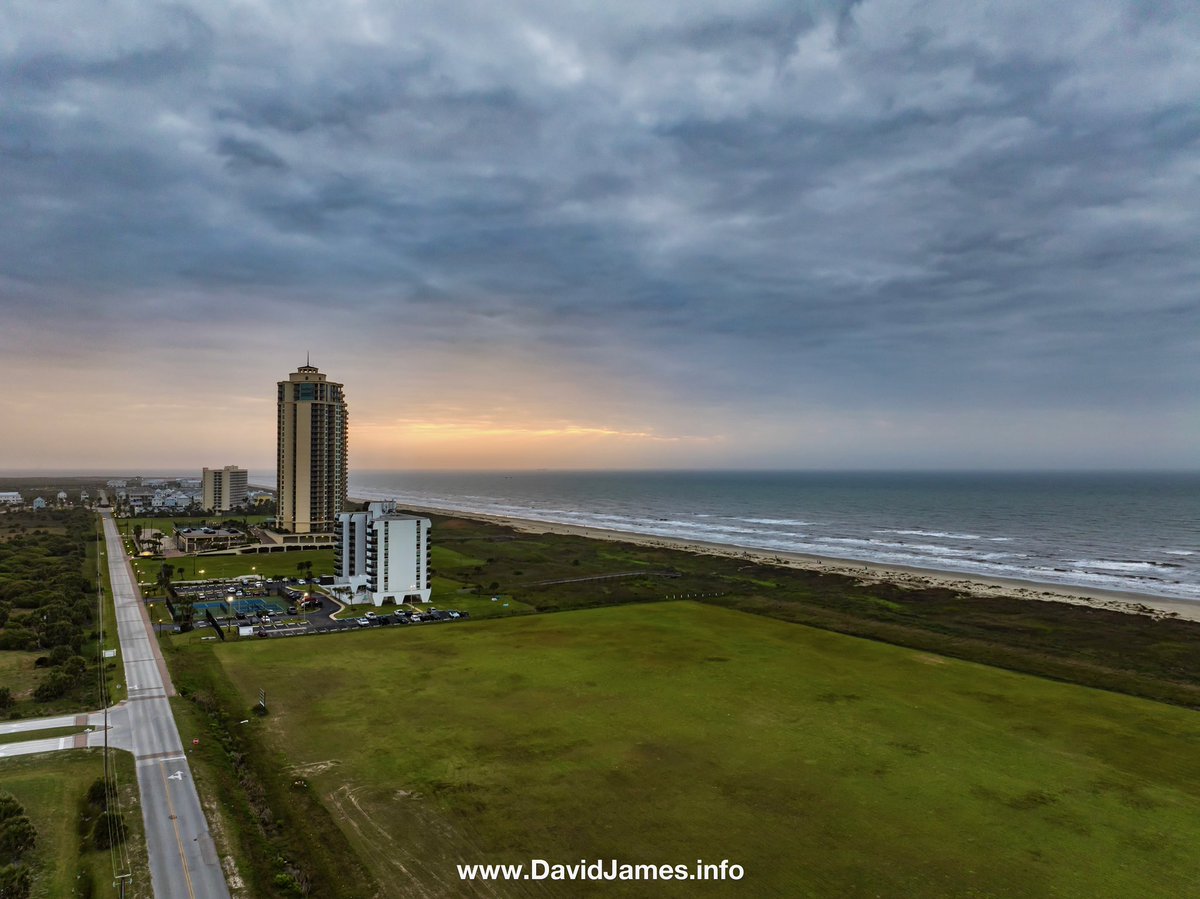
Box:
[260, 470, 1200, 602]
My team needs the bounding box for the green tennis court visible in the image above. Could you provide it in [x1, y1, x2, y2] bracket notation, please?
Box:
[192, 598, 286, 617]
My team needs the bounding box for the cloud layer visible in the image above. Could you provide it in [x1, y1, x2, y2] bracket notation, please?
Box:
[2, 0, 1197, 468]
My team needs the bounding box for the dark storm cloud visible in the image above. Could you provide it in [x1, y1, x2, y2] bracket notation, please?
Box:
[4, 6, 213, 91]
[217, 136, 288, 172]
[1, 0, 1198, 449]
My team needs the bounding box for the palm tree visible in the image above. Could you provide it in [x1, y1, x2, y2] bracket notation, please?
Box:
[296, 560, 314, 582]
[156, 563, 175, 592]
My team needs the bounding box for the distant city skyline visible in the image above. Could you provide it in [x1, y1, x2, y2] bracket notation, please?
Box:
[1, 1, 1197, 471]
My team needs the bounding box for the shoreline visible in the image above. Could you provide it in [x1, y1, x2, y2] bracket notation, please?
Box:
[356, 498, 1200, 624]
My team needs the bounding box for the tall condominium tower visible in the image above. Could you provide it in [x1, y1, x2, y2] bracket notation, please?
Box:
[276, 363, 347, 533]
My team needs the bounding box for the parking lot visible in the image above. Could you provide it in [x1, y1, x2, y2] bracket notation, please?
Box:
[244, 606, 471, 640]
[172, 578, 328, 630]
[167, 578, 473, 640]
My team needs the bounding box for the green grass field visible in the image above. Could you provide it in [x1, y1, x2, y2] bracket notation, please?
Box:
[0, 749, 149, 898]
[413, 514, 1200, 709]
[193, 601, 1200, 898]
[132, 548, 335, 588]
[119, 514, 272, 534]
[0, 650, 44, 703]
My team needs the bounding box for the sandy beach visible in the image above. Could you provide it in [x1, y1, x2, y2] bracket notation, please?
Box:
[373, 500, 1200, 625]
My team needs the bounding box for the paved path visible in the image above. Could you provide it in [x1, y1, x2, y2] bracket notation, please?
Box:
[0, 710, 94, 737]
[101, 511, 231, 899]
[0, 708, 133, 758]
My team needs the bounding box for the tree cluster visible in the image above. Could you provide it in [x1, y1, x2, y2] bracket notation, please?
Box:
[0, 510, 97, 703]
[0, 791, 37, 899]
[79, 778, 127, 853]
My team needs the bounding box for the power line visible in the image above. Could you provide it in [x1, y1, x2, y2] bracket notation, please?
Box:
[96, 515, 133, 889]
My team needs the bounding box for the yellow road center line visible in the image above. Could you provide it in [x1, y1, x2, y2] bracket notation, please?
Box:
[159, 761, 196, 899]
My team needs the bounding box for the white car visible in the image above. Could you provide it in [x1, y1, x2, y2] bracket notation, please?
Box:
[366, 611, 377, 620]
[355, 617, 371, 627]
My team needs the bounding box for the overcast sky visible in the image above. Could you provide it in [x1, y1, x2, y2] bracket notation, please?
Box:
[2, 0, 1197, 471]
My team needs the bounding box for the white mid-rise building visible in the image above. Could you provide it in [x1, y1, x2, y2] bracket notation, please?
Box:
[201, 465, 249, 512]
[336, 501, 432, 605]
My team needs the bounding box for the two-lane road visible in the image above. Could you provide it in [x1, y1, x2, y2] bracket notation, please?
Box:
[101, 511, 230, 899]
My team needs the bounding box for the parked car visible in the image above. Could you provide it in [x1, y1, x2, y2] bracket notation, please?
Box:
[366, 611, 377, 620]
[287, 606, 297, 615]
[259, 615, 271, 625]
[394, 616, 410, 625]
[355, 617, 371, 627]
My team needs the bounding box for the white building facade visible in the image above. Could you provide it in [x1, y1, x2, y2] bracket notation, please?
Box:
[335, 501, 432, 605]
[201, 465, 249, 512]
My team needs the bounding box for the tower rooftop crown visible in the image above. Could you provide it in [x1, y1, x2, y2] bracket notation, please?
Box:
[288, 364, 329, 383]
